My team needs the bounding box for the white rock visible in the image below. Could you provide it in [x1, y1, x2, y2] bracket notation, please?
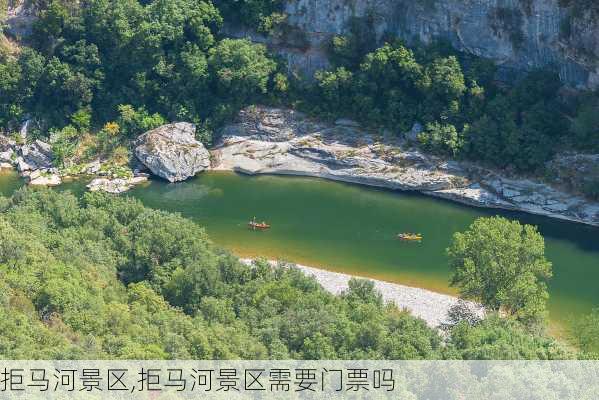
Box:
[87, 176, 148, 194]
[502, 188, 521, 198]
[135, 122, 210, 182]
[27, 169, 42, 181]
[0, 149, 14, 163]
[20, 140, 53, 170]
[86, 160, 102, 174]
[16, 157, 33, 173]
[213, 106, 599, 227]
[29, 173, 61, 186]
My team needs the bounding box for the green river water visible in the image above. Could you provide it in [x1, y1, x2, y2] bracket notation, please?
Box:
[1, 169, 598, 330]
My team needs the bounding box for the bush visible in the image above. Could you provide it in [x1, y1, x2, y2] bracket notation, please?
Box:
[418, 122, 462, 156]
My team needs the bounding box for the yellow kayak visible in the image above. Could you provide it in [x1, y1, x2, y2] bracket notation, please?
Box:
[398, 233, 423, 241]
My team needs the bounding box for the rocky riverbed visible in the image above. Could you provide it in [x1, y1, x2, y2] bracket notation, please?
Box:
[2, 107, 598, 227]
[0, 121, 211, 194]
[212, 106, 599, 227]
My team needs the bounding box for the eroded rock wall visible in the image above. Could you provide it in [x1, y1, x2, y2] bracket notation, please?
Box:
[267, 0, 599, 89]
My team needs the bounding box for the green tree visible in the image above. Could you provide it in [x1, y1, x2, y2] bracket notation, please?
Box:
[418, 122, 461, 156]
[572, 308, 599, 356]
[208, 38, 277, 104]
[447, 216, 552, 326]
[571, 98, 599, 151]
[445, 314, 571, 360]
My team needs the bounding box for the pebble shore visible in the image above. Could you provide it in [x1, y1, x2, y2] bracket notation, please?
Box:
[241, 259, 484, 328]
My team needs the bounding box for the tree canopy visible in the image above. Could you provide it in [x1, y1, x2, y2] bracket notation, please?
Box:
[0, 189, 570, 360]
[447, 216, 552, 326]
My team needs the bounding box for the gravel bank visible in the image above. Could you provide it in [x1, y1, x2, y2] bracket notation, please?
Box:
[241, 259, 484, 328]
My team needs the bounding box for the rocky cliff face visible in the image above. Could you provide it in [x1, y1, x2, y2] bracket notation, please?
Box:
[250, 0, 599, 89]
[5, 0, 599, 88]
[212, 106, 599, 226]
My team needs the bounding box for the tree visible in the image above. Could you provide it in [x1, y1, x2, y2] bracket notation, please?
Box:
[447, 216, 552, 326]
[572, 308, 599, 356]
[208, 38, 276, 104]
[571, 98, 599, 151]
[418, 122, 462, 156]
[444, 314, 571, 360]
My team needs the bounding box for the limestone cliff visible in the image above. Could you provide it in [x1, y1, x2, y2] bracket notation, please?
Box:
[4, 1, 598, 88]
[231, 0, 599, 89]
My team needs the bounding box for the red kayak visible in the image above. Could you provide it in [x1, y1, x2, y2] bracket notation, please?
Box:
[248, 221, 271, 230]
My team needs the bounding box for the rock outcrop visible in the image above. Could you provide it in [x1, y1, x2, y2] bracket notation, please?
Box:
[18, 140, 53, 171]
[27, 169, 61, 186]
[87, 175, 149, 194]
[212, 106, 599, 226]
[0, 135, 15, 165]
[135, 123, 211, 183]
[546, 153, 599, 193]
[0, 135, 63, 186]
[226, 0, 599, 89]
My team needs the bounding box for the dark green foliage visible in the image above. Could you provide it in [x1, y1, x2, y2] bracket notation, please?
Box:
[444, 314, 570, 360]
[328, 16, 379, 69]
[447, 216, 552, 327]
[312, 42, 426, 132]
[304, 38, 574, 172]
[0, 188, 446, 359]
[418, 122, 461, 156]
[0, 189, 570, 359]
[570, 95, 599, 151]
[466, 71, 567, 171]
[0, 0, 278, 138]
[572, 308, 599, 356]
[214, 0, 284, 32]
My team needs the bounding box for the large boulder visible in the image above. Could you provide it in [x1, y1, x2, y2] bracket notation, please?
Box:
[0, 135, 15, 151]
[0, 135, 15, 164]
[20, 140, 53, 170]
[135, 123, 210, 182]
[27, 169, 61, 186]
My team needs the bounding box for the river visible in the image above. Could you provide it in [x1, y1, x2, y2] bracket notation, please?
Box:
[1, 169, 598, 331]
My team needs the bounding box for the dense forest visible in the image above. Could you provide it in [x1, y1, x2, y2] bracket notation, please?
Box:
[2, 188, 596, 359]
[0, 0, 597, 184]
[0, 0, 598, 360]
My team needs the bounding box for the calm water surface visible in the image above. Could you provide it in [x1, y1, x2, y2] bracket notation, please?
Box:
[1, 170, 598, 329]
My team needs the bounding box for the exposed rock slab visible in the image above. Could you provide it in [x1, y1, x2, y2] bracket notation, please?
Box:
[135, 123, 210, 182]
[212, 106, 599, 227]
[19, 140, 53, 170]
[87, 175, 149, 194]
[27, 169, 61, 186]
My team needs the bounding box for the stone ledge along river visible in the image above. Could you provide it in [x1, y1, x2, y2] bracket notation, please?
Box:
[1, 169, 598, 331]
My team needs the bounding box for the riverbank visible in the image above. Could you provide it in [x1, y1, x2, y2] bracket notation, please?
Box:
[2, 169, 597, 330]
[4, 107, 598, 227]
[240, 258, 484, 328]
[211, 106, 599, 227]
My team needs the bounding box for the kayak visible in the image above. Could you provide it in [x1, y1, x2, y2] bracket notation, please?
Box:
[248, 221, 271, 230]
[398, 233, 423, 241]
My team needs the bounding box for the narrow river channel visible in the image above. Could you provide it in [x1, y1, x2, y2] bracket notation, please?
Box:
[2, 169, 598, 331]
